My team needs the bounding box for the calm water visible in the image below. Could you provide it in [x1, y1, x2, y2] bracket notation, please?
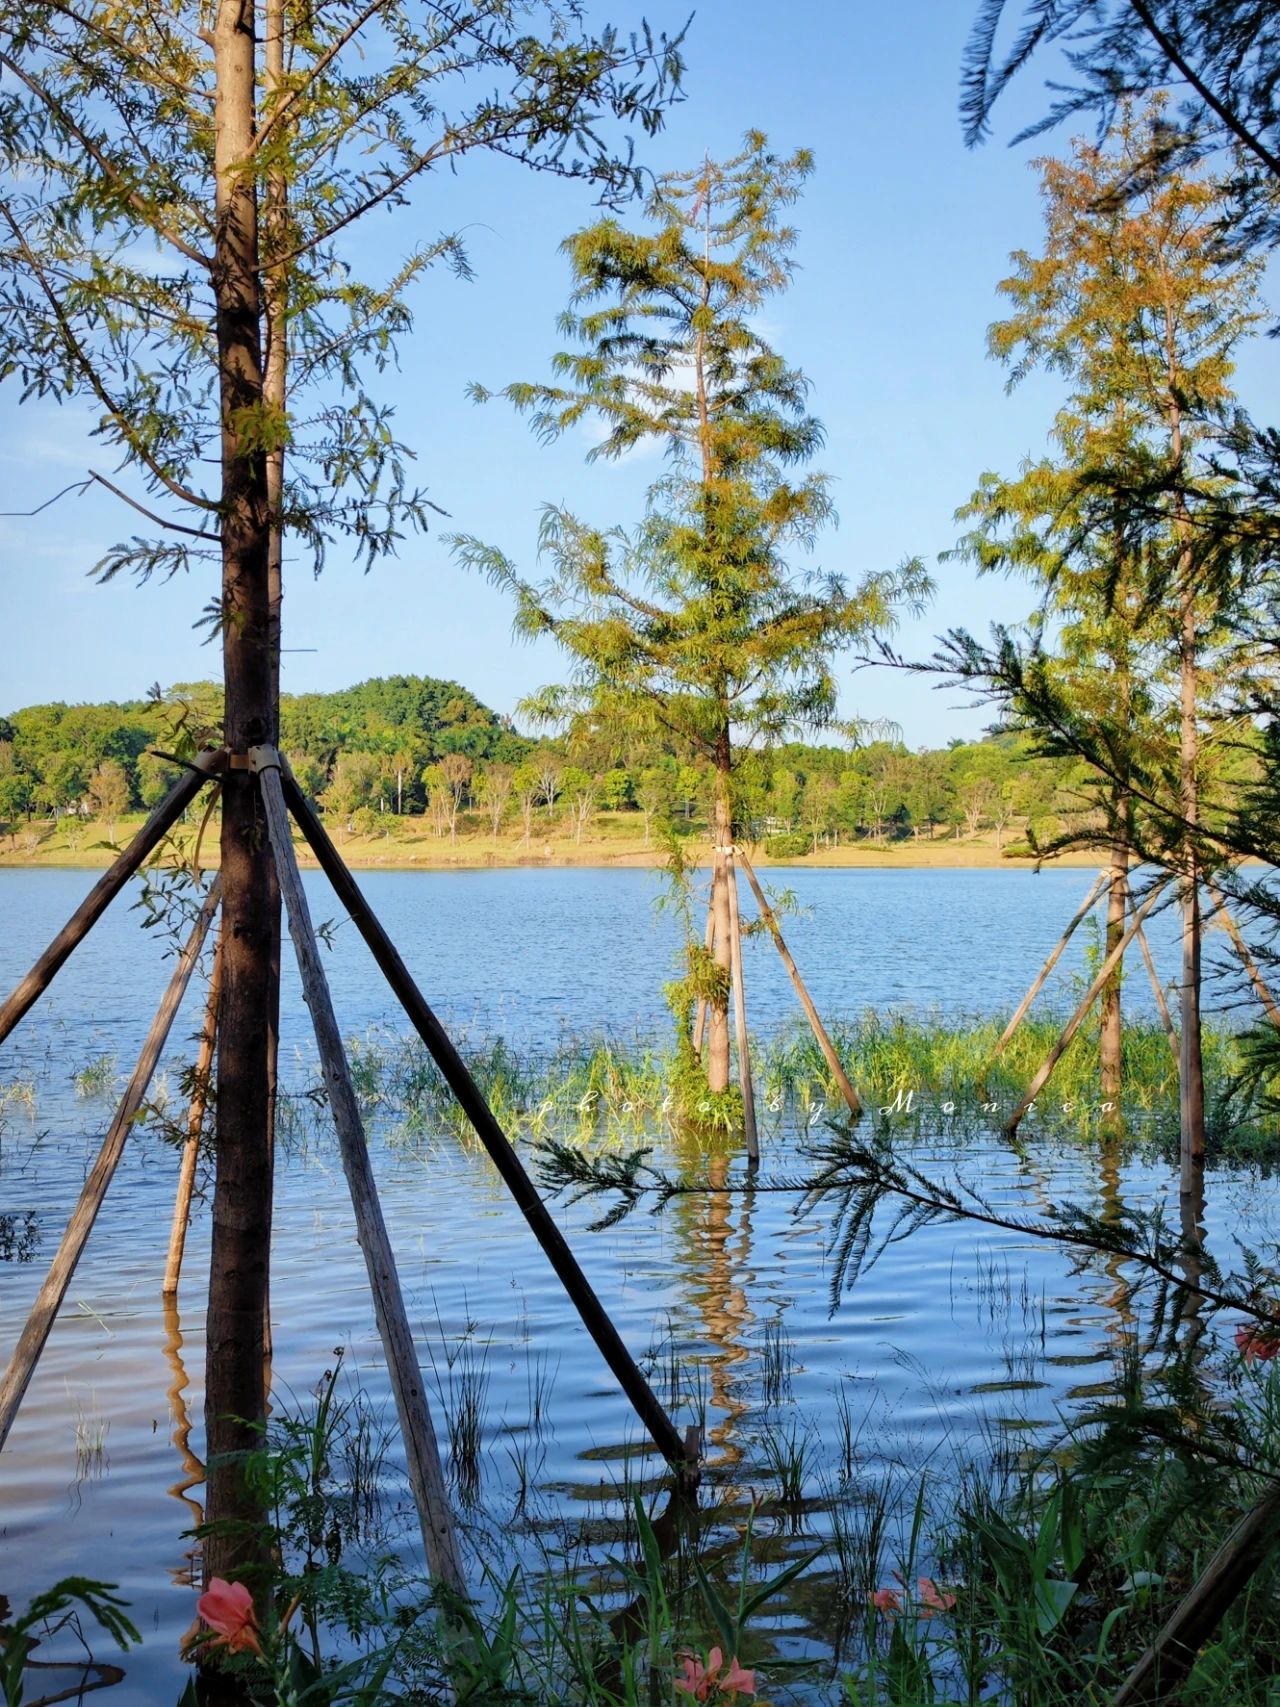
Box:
[0, 866, 1266, 1702]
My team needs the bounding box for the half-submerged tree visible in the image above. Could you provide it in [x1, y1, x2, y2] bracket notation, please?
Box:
[943, 103, 1266, 1172]
[456, 134, 928, 1107]
[0, 0, 682, 1622]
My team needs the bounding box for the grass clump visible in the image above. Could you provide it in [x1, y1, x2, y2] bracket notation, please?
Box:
[321, 1008, 1276, 1160]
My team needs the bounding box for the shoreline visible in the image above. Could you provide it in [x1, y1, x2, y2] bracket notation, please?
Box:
[0, 835, 1105, 874]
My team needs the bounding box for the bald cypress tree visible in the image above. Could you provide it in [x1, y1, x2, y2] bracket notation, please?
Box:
[0, 0, 682, 1608]
[948, 102, 1265, 1164]
[457, 135, 928, 1098]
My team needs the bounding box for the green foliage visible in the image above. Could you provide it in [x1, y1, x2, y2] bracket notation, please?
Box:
[764, 831, 811, 858]
[456, 134, 930, 790]
[0, 0, 685, 585]
[945, 99, 1266, 870]
[0, 1578, 139, 1707]
[962, 0, 1280, 256]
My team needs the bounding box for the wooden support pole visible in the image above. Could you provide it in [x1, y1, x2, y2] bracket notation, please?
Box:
[724, 852, 759, 1167]
[0, 879, 221, 1453]
[281, 769, 694, 1473]
[1004, 880, 1168, 1138]
[1206, 880, 1280, 1029]
[736, 848, 862, 1118]
[255, 753, 467, 1596]
[1113, 1478, 1280, 1706]
[0, 753, 222, 1049]
[987, 871, 1111, 1069]
[691, 897, 715, 1059]
[1129, 883, 1179, 1064]
[163, 930, 223, 1295]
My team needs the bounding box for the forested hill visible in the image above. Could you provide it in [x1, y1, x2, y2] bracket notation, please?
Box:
[0, 676, 528, 816]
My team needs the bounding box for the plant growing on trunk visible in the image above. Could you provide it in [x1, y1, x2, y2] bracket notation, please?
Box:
[456, 134, 928, 1098]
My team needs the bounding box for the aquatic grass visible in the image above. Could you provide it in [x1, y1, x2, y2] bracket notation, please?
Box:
[760, 1419, 813, 1510]
[422, 1311, 493, 1509]
[524, 1344, 559, 1439]
[833, 1385, 872, 1484]
[759, 1310, 795, 1408]
[0, 1078, 36, 1116]
[761, 1008, 1266, 1151]
[73, 1053, 117, 1099]
[69, 1387, 109, 1483]
[337, 1026, 673, 1152]
[324, 1010, 1273, 1161]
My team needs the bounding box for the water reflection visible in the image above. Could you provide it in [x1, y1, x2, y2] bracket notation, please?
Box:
[0, 1209, 39, 1263]
[1178, 1171, 1210, 1368]
[161, 1293, 204, 1587]
[670, 1147, 756, 1475]
[1098, 1134, 1138, 1359]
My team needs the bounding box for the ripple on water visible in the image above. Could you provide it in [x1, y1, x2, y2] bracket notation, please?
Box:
[0, 867, 1261, 1702]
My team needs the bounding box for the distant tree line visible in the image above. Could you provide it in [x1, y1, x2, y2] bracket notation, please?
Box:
[0, 670, 1215, 856]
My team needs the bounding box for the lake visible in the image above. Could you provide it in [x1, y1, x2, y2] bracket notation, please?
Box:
[0, 866, 1265, 1702]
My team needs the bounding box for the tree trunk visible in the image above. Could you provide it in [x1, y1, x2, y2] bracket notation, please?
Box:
[1179, 598, 1206, 1192]
[706, 738, 732, 1094]
[206, 0, 275, 1597]
[261, 0, 287, 1369]
[1164, 334, 1206, 1192]
[1100, 824, 1129, 1099]
[724, 853, 758, 1163]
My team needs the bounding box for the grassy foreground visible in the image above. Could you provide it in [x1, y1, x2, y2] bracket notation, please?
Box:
[12, 1016, 1280, 1703]
[0, 809, 1100, 871]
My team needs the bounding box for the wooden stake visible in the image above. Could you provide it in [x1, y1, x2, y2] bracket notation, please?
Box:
[163, 930, 223, 1295]
[0, 753, 222, 1048]
[1114, 1478, 1280, 1705]
[724, 852, 759, 1167]
[1135, 924, 1180, 1061]
[1128, 884, 1179, 1063]
[736, 848, 862, 1118]
[1206, 880, 1280, 1028]
[986, 872, 1111, 1069]
[1004, 880, 1168, 1138]
[255, 754, 466, 1595]
[0, 879, 221, 1453]
[691, 898, 715, 1059]
[281, 769, 694, 1472]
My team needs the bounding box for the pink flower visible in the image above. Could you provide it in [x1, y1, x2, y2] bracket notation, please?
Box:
[917, 1577, 957, 1614]
[675, 1649, 717, 1700]
[196, 1578, 261, 1656]
[1236, 1323, 1280, 1365]
[719, 1656, 756, 1698]
[674, 1647, 756, 1700]
[869, 1588, 901, 1613]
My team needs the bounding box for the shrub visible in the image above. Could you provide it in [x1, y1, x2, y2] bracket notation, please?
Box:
[764, 831, 810, 858]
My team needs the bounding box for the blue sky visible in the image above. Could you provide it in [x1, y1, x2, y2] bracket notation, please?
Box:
[3, 0, 1277, 747]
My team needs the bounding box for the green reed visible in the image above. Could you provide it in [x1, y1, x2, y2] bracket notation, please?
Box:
[322, 1009, 1273, 1158]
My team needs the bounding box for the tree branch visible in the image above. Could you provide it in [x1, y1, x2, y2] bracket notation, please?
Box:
[0, 52, 211, 268]
[0, 200, 218, 515]
[1126, 0, 1280, 181]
